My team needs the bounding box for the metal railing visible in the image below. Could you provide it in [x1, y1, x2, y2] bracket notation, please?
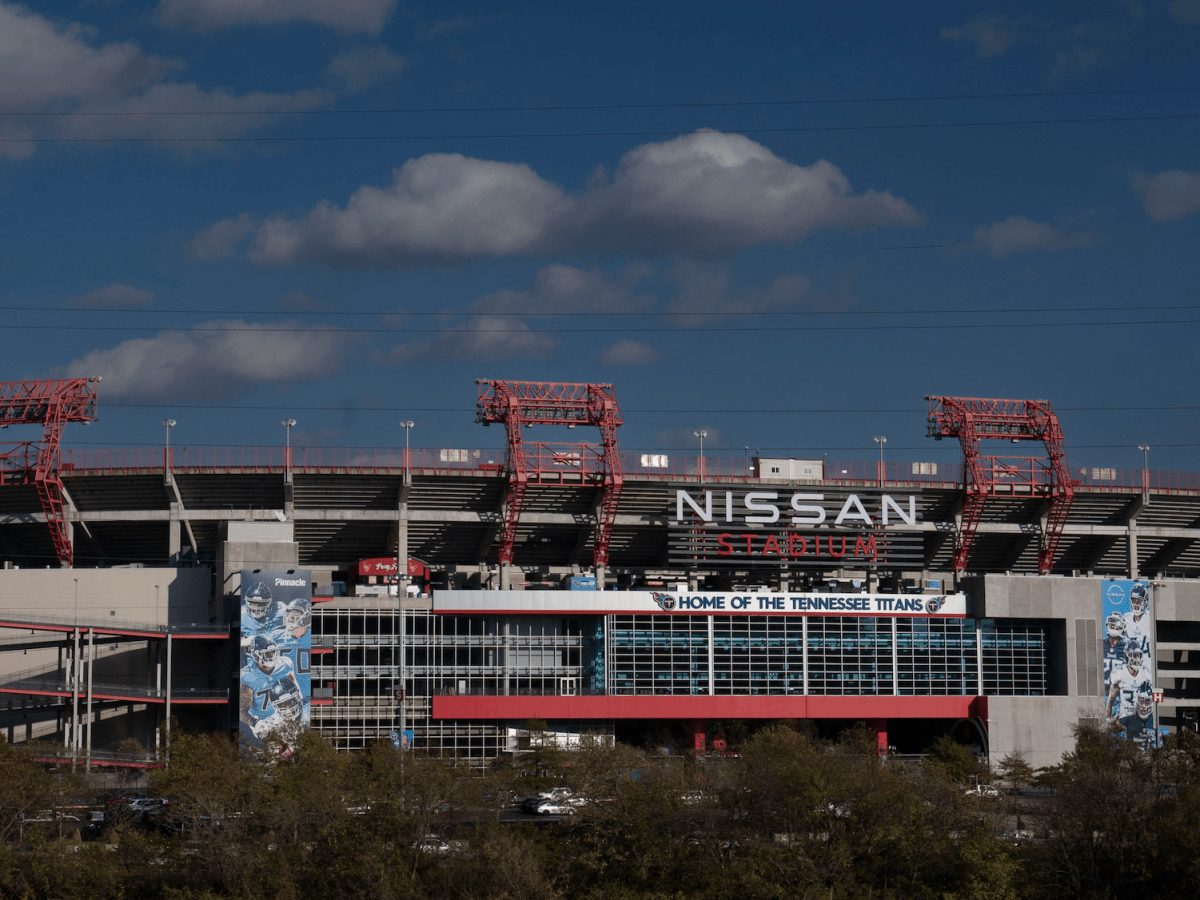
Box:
[0, 612, 227, 636]
[56, 447, 1200, 494]
[0, 672, 228, 701]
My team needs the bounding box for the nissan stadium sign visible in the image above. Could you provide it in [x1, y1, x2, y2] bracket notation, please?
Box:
[435, 589, 967, 617]
[667, 485, 925, 568]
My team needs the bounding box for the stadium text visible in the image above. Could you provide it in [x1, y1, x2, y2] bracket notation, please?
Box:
[676, 490, 918, 527]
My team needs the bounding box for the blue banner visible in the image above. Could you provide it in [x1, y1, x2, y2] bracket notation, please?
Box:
[1101, 579, 1157, 749]
[240, 570, 312, 752]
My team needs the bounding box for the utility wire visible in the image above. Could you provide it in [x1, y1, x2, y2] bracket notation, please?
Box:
[4, 318, 1200, 334]
[89, 403, 1200, 413]
[8, 302, 1200, 318]
[2, 86, 1193, 117]
[4, 112, 1198, 143]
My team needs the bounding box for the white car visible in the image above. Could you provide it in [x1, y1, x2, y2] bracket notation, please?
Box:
[412, 834, 451, 853]
[535, 800, 576, 816]
[965, 784, 1000, 798]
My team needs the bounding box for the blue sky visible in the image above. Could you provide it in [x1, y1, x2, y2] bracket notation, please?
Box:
[2, 1, 1199, 473]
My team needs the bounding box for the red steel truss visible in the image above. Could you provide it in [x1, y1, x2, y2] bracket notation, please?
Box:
[476, 380, 624, 569]
[926, 395, 1075, 575]
[0, 378, 100, 566]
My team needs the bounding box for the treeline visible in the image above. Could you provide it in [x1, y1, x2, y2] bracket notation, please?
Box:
[3, 722, 1200, 900]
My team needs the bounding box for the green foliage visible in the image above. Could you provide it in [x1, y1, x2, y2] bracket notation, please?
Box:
[925, 734, 985, 783]
[3, 721, 1198, 899]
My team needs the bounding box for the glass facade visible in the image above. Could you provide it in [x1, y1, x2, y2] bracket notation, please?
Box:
[312, 607, 1051, 756]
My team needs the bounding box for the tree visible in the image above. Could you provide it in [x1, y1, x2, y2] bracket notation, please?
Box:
[149, 731, 268, 895]
[0, 737, 53, 843]
[925, 734, 985, 784]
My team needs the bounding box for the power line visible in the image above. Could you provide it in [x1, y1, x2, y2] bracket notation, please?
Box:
[8, 302, 1200, 318]
[90, 403, 1200, 414]
[3, 86, 1192, 117]
[4, 112, 1198, 144]
[6, 317, 1200, 335]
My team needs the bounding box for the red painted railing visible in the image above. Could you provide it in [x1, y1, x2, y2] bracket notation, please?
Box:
[55, 448, 1200, 493]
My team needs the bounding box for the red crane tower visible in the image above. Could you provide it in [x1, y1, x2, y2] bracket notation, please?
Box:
[0, 378, 100, 567]
[476, 380, 623, 573]
[926, 395, 1075, 575]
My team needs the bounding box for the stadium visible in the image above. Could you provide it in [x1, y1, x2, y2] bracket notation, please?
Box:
[1, 377, 1199, 770]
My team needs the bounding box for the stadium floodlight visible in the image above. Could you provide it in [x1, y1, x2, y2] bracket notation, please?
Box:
[400, 421, 415, 478]
[694, 430, 708, 481]
[162, 419, 176, 470]
[1138, 445, 1150, 504]
[874, 436, 887, 487]
[282, 419, 297, 483]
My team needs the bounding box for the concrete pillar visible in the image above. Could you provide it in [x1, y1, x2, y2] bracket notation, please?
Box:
[1128, 529, 1139, 580]
[500, 565, 511, 591]
[594, 565, 605, 591]
[168, 503, 181, 563]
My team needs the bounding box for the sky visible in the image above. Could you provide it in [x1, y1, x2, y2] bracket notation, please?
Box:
[2, 0, 1199, 474]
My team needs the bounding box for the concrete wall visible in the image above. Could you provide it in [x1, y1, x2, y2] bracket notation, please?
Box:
[0, 567, 216, 751]
[214, 541, 300, 620]
[973, 574, 1200, 766]
[986, 696, 1088, 770]
[0, 567, 211, 626]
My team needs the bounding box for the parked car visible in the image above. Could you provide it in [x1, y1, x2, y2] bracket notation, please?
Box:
[412, 834, 451, 853]
[535, 800, 576, 816]
[965, 784, 1000, 798]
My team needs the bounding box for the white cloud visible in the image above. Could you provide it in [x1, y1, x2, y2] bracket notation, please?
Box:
[325, 46, 408, 92]
[71, 284, 156, 309]
[372, 315, 556, 367]
[158, 0, 396, 33]
[0, 4, 177, 108]
[51, 82, 331, 145]
[0, 4, 333, 160]
[1169, 0, 1200, 24]
[1131, 170, 1200, 222]
[941, 12, 1137, 77]
[212, 130, 921, 268]
[247, 153, 573, 268]
[973, 216, 1100, 258]
[471, 264, 655, 316]
[566, 131, 922, 255]
[187, 213, 257, 261]
[667, 262, 812, 319]
[941, 14, 1044, 57]
[601, 340, 660, 366]
[53, 320, 354, 400]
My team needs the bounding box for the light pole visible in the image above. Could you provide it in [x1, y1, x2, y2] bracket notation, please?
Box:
[398, 419, 415, 779]
[162, 419, 176, 471]
[400, 421, 415, 478]
[1150, 580, 1165, 747]
[745, 446, 750, 478]
[1138, 444, 1150, 505]
[874, 436, 887, 488]
[282, 419, 297, 483]
[694, 430, 708, 481]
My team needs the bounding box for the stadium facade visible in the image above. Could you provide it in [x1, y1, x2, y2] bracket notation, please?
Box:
[1, 381, 1199, 769]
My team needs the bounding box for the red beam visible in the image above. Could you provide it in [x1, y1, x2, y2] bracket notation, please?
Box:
[434, 694, 986, 721]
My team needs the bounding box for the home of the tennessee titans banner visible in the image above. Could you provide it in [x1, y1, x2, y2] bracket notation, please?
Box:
[240, 569, 312, 752]
[1101, 579, 1157, 750]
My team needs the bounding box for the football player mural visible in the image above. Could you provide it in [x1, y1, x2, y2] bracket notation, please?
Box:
[1102, 579, 1158, 749]
[240, 570, 312, 752]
